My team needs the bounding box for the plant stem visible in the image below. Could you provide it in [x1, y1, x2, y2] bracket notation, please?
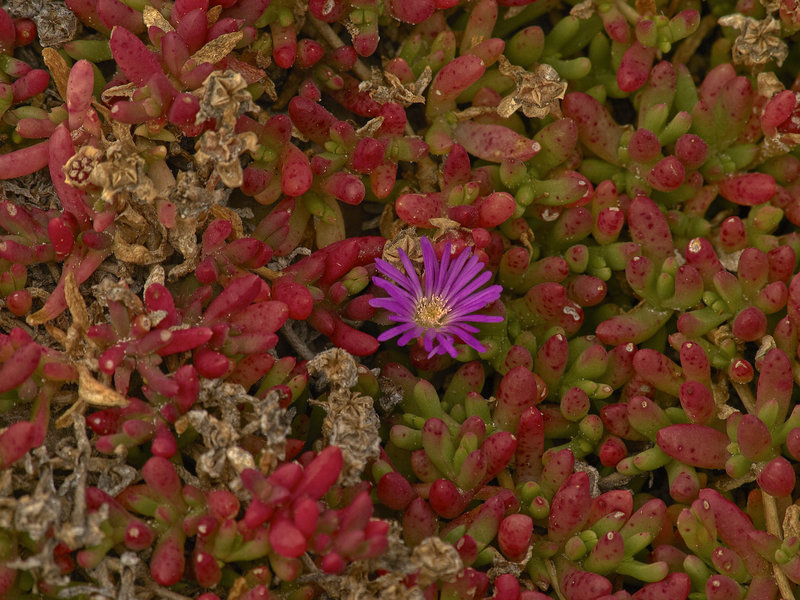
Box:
[762, 489, 794, 600]
[306, 15, 372, 82]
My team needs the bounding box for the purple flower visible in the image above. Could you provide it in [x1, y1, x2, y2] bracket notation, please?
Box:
[370, 237, 503, 358]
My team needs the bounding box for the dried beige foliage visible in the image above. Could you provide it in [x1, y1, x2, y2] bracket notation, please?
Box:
[78, 365, 128, 407]
[428, 217, 462, 241]
[142, 5, 173, 32]
[360, 66, 433, 106]
[321, 389, 381, 486]
[207, 4, 223, 24]
[113, 228, 171, 265]
[91, 278, 144, 312]
[195, 128, 258, 188]
[570, 0, 595, 19]
[757, 71, 785, 98]
[356, 116, 385, 137]
[195, 70, 259, 126]
[718, 14, 788, 67]
[101, 82, 137, 105]
[90, 142, 156, 207]
[179, 380, 290, 481]
[190, 31, 243, 67]
[41, 47, 69, 101]
[64, 271, 91, 356]
[309, 349, 380, 486]
[193, 70, 259, 188]
[784, 504, 800, 540]
[496, 56, 567, 119]
[411, 537, 464, 588]
[307, 347, 360, 390]
[382, 228, 422, 273]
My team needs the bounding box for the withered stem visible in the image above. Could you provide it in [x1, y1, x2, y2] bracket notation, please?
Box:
[762, 490, 794, 600]
[255, 266, 282, 280]
[281, 321, 317, 361]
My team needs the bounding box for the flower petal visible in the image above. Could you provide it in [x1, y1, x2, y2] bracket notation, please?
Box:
[372, 277, 417, 303]
[374, 259, 416, 290]
[432, 241, 452, 296]
[369, 297, 414, 315]
[421, 237, 439, 295]
[397, 248, 423, 298]
[378, 322, 418, 342]
[397, 329, 421, 346]
[440, 249, 479, 300]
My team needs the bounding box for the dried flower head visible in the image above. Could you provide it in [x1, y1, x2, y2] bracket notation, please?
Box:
[194, 127, 258, 188]
[63, 146, 104, 189]
[496, 56, 567, 119]
[718, 14, 788, 67]
[194, 70, 259, 128]
[30, 1, 77, 47]
[370, 236, 502, 358]
[382, 228, 422, 273]
[89, 142, 155, 207]
[319, 389, 381, 486]
[411, 537, 464, 588]
[307, 347, 360, 390]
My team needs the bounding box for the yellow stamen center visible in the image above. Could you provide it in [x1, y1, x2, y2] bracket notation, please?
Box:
[414, 295, 450, 328]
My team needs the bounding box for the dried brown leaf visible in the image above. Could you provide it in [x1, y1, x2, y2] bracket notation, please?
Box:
[78, 365, 128, 407]
[142, 5, 174, 33]
[64, 271, 89, 332]
[42, 47, 69, 101]
[194, 129, 258, 188]
[54, 397, 82, 429]
[167, 215, 201, 280]
[101, 82, 137, 104]
[45, 323, 67, 346]
[784, 504, 800, 540]
[113, 232, 170, 265]
[190, 31, 243, 67]
[207, 4, 223, 24]
[228, 577, 250, 600]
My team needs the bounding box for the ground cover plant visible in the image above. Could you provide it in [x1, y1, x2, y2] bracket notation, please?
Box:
[4, 0, 800, 598]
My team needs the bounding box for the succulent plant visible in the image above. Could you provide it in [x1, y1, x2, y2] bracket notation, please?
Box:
[6, 0, 800, 598]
